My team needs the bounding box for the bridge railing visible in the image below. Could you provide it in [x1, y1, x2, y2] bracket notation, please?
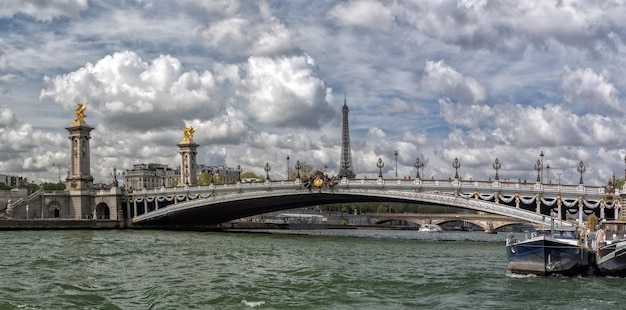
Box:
[128, 177, 612, 199]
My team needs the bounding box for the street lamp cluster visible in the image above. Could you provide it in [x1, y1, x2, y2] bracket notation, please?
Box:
[258, 151, 608, 186]
[370, 150, 598, 186]
[492, 158, 501, 181]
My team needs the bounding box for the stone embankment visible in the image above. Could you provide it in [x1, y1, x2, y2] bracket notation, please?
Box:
[0, 219, 125, 230]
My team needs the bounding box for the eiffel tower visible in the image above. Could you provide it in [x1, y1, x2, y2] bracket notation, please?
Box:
[338, 96, 356, 179]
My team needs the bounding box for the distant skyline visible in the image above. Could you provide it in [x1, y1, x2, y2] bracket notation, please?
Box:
[2, 1, 626, 186]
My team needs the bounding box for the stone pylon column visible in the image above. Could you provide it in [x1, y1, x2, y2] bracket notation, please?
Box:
[65, 103, 94, 219]
[178, 126, 199, 187]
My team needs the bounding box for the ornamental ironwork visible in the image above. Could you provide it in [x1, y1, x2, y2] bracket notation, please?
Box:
[302, 171, 340, 193]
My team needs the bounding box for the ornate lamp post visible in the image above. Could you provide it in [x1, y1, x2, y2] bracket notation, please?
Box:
[414, 157, 424, 180]
[236, 165, 242, 182]
[265, 162, 271, 181]
[492, 158, 501, 181]
[286, 155, 290, 181]
[295, 160, 301, 179]
[377, 157, 384, 178]
[394, 150, 398, 179]
[534, 159, 542, 183]
[53, 163, 61, 183]
[577, 160, 586, 185]
[539, 150, 544, 183]
[546, 164, 550, 184]
[452, 157, 461, 179]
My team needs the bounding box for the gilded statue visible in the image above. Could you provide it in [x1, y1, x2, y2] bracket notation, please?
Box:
[72, 103, 88, 126]
[181, 126, 196, 143]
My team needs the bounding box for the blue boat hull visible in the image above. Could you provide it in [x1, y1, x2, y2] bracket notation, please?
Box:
[506, 237, 590, 276]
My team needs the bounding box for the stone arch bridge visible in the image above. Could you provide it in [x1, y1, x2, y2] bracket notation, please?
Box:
[129, 178, 622, 229]
[368, 213, 523, 232]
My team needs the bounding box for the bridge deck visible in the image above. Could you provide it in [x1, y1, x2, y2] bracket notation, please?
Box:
[125, 178, 618, 228]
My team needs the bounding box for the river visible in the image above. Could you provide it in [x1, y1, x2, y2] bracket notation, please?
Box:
[0, 229, 624, 309]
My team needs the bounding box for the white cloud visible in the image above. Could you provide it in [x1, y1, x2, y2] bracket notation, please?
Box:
[402, 0, 626, 54]
[0, 0, 88, 21]
[39, 51, 225, 130]
[439, 98, 492, 128]
[3, 0, 626, 186]
[561, 66, 622, 116]
[328, 0, 395, 31]
[0, 106, 65, 177]
[421, 60, 487, 105]
[244, 54, 335, 128]
[176, 0, 241, 17]
[200, 15, 297, 57]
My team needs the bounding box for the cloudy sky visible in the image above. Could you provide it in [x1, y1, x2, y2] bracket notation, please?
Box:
[2, 0, 626, 186]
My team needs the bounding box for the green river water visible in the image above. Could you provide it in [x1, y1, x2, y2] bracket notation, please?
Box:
[0, 229, 624, 309]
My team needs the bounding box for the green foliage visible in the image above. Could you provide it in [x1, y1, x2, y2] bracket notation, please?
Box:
[588, 213, 598, 231]
[26, 182, 40, 193]
[198, 171, 212, 185]
[612, 176, 625, 189]
[0, 182, 11, 190]
[240, 171, 264, 179]
[42, 182, 66, 190]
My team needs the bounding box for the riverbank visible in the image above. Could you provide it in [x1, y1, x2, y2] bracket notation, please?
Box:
[0, 219, 126, 230]
[0, 219, 417, 231]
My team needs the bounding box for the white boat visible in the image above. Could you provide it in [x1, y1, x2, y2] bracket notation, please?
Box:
[419, 224, 443, 233]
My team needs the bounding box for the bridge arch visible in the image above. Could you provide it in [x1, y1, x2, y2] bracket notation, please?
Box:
[132, 188, 575, 229]
[95, 202, 111, 219]
[47, 201, 61, 218]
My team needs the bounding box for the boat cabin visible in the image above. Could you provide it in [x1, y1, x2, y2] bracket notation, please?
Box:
[599, 220, 626, 243]
[534, 227, 577, 239]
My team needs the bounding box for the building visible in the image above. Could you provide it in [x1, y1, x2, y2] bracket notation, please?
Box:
[197, 164, 238, 184]
[124, 163, 239, 190]
[0, 174, 28, 188]
[124, 163, 179, 191]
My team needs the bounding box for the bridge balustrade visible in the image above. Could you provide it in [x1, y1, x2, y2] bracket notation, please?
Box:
[124, 178, 612, 203]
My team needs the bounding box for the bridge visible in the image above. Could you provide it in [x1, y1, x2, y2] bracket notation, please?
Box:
[367, 213, 523, 232]
[128, 177, 622, 230]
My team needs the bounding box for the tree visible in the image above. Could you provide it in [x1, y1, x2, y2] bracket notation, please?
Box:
[0, 182, 11, 190]
[26, 182, 40, 193]
[198, 171, 212, 185]
[588, 213, 598, 232]
[613, 177, 625, 189]
[42, 182, 66, 190]
[240, 171, 264, 180]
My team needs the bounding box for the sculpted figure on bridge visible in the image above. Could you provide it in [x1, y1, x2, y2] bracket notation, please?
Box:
[72, 103, 88, 126]
[181, 126, 196, 143]
[303, 171, 340, 193]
